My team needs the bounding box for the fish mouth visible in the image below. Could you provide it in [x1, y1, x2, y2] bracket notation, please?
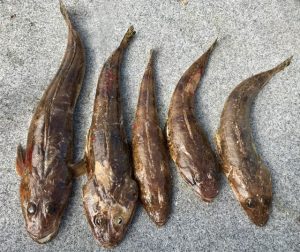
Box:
[93, 232, 122, 249]
[28, 229, 58, 244]
[154, 220, 167, 227]
[96, 239, 118, 249]
[194, 185, 219, 202]
[248, 212, 269, 227]
[201, 194, 217, 203]
[147, 209, 169, 227]
[254, 219, 268, 227]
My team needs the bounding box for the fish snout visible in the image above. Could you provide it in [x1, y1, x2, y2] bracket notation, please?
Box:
[149, 211, 168, 226]
[249, 204, 270, 227]
[94, 231, 118, 248]
[94, 226, 122, 248]
[194, 173, 219, 202]
[26, 215, 59, 243]
[251, 213, 269, 227]
[27, 224, 58, 244]
[147, 204, 169, 226]
[242, 197, 271, 227]
[246, 207, 269, 227]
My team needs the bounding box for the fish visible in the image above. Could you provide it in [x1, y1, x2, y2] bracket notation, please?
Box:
[132, 50, 171, 226]
[166, 40, 219, 202]
[215, 57, 292, 226]
[15, 1, 85, 243]
[82, 26, 138, 248]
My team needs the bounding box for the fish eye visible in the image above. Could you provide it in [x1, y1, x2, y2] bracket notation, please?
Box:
[246, 198, 256, 208]
[116, 217, 123, 225]
[45, 203, 56, 215]
[27, 203, 36, 215]
[94, 215, 103, 227]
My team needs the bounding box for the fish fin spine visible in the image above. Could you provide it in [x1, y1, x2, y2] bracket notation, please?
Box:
[16, 144, 26, 176]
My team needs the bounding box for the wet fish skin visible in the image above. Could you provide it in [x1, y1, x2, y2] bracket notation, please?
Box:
[215, 57, 292, 226]
[132, 50, 171, 226]
[83, 26, 138, 248]
[15, 1, 85, 243]
[166, 40, 219, 202]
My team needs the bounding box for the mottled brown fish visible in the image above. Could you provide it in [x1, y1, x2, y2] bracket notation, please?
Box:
[166, 41, 219, 202]
[132, 50, 171, 226]
[15, 1, 85, 243]
[82, 26, 138, 248]
[215, 57, 292, 226]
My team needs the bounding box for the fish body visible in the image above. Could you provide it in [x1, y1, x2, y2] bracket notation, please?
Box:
[215, 57, 292, 226]
[15, 2, 85, 243]
[132, 51, 171, 226]
[83, 26, 138, 248]
[166, 41, 219, 202]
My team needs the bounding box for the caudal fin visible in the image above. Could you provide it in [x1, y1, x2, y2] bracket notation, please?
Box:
[119, 26, 136, 50]
[269, 56, 293, 75]
[59, 0, 72, 30]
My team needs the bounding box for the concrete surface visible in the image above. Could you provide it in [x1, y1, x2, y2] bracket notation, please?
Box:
[0, 0, 299, 251]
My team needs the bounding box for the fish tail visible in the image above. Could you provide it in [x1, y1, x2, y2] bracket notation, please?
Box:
[59, 0, 72, 30]
[269, 56, 293, 75]
[190, 38, 218, 87]
[207, 38, 218, 55]
[144, 49, 155, 78]
[147, 49, 154, 67]
[119, 25, 136, 49]
[195, 38, 218, 71]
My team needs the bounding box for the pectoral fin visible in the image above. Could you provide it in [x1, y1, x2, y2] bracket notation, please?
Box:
[69, 158, 87, 178]
[214, 132, 222, 155]
[16, 144, 26, 176]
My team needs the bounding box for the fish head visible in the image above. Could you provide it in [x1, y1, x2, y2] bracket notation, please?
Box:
[20, 172, 72, 243]
[145, 202, 169, 226]
[194, 171, 219, 202]
[241, 194, 272, 226]
[83, 176, 138, 248]
[235, 166, 272, 227]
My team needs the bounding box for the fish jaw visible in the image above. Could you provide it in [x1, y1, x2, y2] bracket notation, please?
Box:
[196, 174, 219, 202]
[28, 228, 59, 244]
[147, 206, 169, 227]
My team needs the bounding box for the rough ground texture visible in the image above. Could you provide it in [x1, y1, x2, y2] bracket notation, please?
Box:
[0, 0, 299, 251]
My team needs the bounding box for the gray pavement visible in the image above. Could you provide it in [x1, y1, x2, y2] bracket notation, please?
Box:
[0, 0, 299, 251]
